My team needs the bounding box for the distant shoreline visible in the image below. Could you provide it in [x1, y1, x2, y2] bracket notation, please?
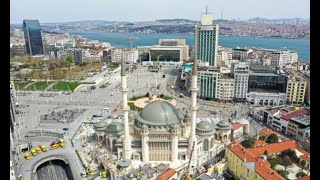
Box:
[57, 30, 310, 40]
[65, 31, 310, 62]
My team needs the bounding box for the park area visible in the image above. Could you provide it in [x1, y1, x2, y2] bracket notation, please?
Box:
[52, 82, 81, 92]
[14, 82, 30, 90]
[128, 94, 176, 112]
[25, 81, 50, 91]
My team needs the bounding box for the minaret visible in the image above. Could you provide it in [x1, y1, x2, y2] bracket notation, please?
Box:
[189, 25, 199, 168]
[121, 58, 132, 159]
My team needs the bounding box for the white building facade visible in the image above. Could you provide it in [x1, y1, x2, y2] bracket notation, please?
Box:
[111, 48, 123, 63]
[218, 76, 235, 101]
[271, 50, 298, 67]
[247, 92, 286, 106]
[233, 62, 249, 99]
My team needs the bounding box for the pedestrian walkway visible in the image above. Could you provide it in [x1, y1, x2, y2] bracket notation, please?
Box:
[44, 82, 58, 91]
[23, 81, 37, 90]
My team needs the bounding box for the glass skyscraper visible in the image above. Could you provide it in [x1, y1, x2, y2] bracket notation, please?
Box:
[195, 12, 219, 66]
[23, 20, 44, 55]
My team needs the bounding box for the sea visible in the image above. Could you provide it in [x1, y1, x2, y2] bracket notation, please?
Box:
[67, 31, 310, 62]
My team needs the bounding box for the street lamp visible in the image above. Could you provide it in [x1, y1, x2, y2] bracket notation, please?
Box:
[155, 54, 163, 94]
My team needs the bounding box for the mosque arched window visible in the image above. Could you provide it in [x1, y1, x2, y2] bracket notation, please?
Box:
[203, 139, 209, 151]
[210, 138, 214, 149]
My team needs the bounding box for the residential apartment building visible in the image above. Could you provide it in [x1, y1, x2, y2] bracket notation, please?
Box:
[216, 48, 233, 67]
[233, 62, 249, 100]
[195, 11, 219, 66]
[111, 48, 123, 63]
[271, 49, 298, 67]
[226, 142, 284, 180]
[73, 49, 83, 65]
[231, 122, 244, 141]
[197, 67, 220, 99]
[248, 139, 310, 171]
[123, 49, 139, 64]
[287, 115, 310, 142]
[218, 74, 235, 101]
[272, 108, 309, 134]
[232, 48, 253, 61]
[286, 76, 307, 105]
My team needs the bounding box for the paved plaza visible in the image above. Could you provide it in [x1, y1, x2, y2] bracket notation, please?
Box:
[12, 64, 267, 179]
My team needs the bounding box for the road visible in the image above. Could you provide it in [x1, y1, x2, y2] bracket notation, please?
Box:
[12, 64, 271, 179]
[36, 160, 70, 180]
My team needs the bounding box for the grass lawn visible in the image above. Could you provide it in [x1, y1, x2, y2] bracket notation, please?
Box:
[109, 63, 119, 71]
[160, 95, 173, 100]
[52, 82, 81, 92]
[14, 82, 30, 90]
[128, 102, 143, 112]
[26, 81, 50, 91]
[129, 95, 146, 101]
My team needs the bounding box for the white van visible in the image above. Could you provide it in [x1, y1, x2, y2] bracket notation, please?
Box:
[102, 107, 109, 112]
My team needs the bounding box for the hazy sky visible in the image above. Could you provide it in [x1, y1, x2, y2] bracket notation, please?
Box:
[10, 0, 310, 23]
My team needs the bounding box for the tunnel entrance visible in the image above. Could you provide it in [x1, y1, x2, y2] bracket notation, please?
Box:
[36, 159, 74, 180]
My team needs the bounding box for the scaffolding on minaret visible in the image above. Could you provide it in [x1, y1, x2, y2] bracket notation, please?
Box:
[182, 141, 195, 180]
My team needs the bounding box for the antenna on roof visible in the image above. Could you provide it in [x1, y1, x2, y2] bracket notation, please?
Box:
[206, 5, 208, 14]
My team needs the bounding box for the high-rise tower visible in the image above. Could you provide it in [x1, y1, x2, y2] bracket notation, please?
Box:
[121, 58, 132, 159]
[195, 9, 219, 66]
[23, 20, 44, 56]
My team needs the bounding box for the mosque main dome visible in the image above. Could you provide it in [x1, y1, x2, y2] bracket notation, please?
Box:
[136, 101, 182, 127]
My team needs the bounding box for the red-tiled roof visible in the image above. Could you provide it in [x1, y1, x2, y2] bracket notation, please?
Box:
[281, 109, 309, 121]
[260, 128, 284, 141]
[157, 168, 176, 180]
[227, 142, 284, 180]
[300, 154, 310, 162]
[253, 140, 266, 148]
[260, 128, 275, 137]
[254, 158, 285, 180]
[227, 141, 256, 162]
[232, 122, 243, 130]
[248, 140, 309, 160]
[296, 176, 310, 180]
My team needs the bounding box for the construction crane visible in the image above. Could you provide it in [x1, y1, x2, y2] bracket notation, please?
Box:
[182, 141, 195, 180]
[129, 34, 138, 50]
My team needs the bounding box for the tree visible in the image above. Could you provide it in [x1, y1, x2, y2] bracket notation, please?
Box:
[282, 155, 293, 170]
[263, 150, 268, 156]
[259, 135, 267, 141]
[280, 149, 299, 163]
[296, 171, 307, 178]
[276, 170, 289, 178]
[241, 136, 256, 148]
[267, 156, 282, 169]
[300, 160, 306, 170]
[266, 133, 279, 144]
[66, 55, 73, 63]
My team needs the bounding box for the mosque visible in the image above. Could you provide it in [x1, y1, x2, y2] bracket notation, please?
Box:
[90, 51, 243, 179]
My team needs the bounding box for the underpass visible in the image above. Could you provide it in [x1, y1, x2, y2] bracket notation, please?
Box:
[36, 160, 73, 180]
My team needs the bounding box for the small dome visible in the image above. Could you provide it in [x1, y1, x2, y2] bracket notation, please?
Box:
[142, 124, 148, 130]
[196, 121, 215, 132]
[172, 124, 180, 129]
[184, 112, 191, 119]
[106, 122, 124, 133]
[94, 120, 108, 131]
[129, 112, 136, 120]
[217, 120, 231, 130]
